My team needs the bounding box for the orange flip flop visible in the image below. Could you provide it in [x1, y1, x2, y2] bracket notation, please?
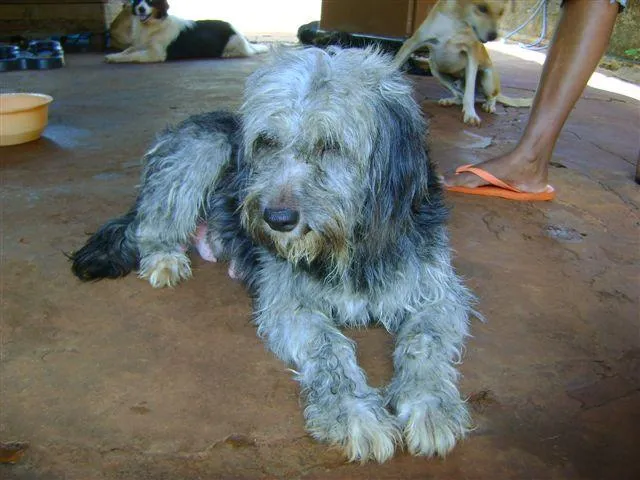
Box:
[445, 164, 555, 201]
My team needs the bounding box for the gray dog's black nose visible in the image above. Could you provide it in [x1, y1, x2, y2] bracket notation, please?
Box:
[487, 31, 498, 42]
[263, 208, 299, 232]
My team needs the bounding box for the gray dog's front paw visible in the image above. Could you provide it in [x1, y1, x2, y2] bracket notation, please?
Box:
[307, 400, 401, 463]
[395, 396, 470, 457]
[138, 251, 192, 288]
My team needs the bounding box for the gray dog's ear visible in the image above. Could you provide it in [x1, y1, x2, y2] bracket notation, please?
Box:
[360, 98, 429, 253]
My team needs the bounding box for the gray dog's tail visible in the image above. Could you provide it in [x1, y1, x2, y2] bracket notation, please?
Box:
[70, 207, 139, 281]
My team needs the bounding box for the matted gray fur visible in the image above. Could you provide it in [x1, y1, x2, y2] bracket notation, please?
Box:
[71, 46, 474, 463]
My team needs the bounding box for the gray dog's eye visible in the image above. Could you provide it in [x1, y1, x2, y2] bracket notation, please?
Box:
[254, 133, 279, 152]
[315, 140, 339, 156]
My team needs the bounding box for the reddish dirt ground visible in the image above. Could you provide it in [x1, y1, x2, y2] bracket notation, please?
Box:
[1, 51, 639, 479]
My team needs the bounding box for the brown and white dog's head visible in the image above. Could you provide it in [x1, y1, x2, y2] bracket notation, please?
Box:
[460, 0, 509, 43]
[130, 0, 169, 24]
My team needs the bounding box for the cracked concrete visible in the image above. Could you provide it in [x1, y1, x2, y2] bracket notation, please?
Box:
[1, 50, 639, 479]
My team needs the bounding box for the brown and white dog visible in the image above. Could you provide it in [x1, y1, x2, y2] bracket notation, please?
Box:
[394, 0, 532, 126]
[105, 0, 268, 64]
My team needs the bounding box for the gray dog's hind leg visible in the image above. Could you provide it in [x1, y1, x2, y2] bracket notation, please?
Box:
[135, 114, 238, 288]
[255, 294, 400, 462]
[386, 256, 473, 457]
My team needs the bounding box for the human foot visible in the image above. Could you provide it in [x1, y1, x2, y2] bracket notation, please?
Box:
[443, 149, 551, 193]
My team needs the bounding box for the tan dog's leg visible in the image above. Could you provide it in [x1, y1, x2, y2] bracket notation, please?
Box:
[439, 96, 462, 106]
[394, 37, 423, 69]
[461, 52, 481, 126]
[393, 16, 438, 68]
[479, 68, 499, 114]
[430, 66, 463, 106]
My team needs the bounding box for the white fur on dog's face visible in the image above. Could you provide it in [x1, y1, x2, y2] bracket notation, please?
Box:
[132, 0, 153, 23]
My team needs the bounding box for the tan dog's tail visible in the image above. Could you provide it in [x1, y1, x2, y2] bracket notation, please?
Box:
[496, 94, 533, 108]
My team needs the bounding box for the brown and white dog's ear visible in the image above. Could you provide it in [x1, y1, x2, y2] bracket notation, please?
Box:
[154, 0, 170, 19]
[147, 0, 169, 20]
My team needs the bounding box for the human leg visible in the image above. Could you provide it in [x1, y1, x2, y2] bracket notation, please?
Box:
[444, 0, 620, 192]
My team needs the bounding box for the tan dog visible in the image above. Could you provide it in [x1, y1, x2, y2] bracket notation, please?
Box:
[394, 0, 532, 126]
[109, 1, 134, 51]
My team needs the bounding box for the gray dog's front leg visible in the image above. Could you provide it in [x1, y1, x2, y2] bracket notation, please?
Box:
[134, 120, 236, 288]
[256, 307, 400, 463]
[387, 278, 472, 456]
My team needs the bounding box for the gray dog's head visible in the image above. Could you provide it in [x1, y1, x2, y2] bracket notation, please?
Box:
[239, 47, 430, 273]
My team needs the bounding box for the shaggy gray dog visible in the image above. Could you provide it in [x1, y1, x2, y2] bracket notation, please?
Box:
[71, 47, 474, 463]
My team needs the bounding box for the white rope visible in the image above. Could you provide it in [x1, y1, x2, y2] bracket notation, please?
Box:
[502, 0, 550, 50]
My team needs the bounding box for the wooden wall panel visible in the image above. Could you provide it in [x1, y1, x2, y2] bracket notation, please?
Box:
[320, 0, 438, 38]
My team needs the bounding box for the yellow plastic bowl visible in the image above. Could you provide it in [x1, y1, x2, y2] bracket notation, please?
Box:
[0, 93, 53, 146]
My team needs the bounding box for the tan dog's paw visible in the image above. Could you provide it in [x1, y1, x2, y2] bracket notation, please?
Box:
[105, 54, 119, 63]
[482, 100, 496, 114]
[438, 97, 462, 107]
[463, 110, 481, 126]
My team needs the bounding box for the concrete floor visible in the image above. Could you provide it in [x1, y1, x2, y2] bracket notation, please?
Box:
[1, 50, 639, 479]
